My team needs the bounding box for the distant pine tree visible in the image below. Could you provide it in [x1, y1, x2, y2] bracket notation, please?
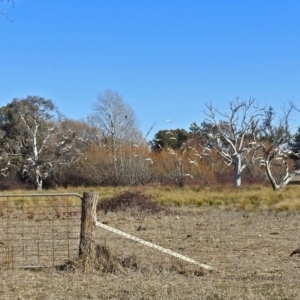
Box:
[289, 126, 300, 169]
[290, 126, 300, 153]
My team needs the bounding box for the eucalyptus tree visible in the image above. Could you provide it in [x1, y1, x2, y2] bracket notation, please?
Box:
[0, 96, 81, 189]
[257, 105, 300, 191]
[203, 98, 265, 187]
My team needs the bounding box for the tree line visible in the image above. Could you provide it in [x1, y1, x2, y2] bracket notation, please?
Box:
[1, 92, 300, 191]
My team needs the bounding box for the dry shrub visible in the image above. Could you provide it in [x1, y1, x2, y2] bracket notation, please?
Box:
[97, 191, 165, 215]
[80, 143, 155, 186]
[152, 149, 216, 187]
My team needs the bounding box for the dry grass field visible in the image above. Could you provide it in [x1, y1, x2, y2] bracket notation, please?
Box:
[1, 186, 300, 299]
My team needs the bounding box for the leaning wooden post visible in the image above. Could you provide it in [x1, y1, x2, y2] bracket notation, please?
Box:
[79, 191, 99, 271]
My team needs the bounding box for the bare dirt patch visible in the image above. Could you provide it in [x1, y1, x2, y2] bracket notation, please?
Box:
[2, 205, 300, 299]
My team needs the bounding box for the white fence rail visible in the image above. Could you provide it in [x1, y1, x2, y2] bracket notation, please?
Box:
[95, 220, 213, 270]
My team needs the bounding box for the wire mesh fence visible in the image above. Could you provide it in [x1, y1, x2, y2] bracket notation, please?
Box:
[2, 190, 300, 299]
[0, 194, 82, 268]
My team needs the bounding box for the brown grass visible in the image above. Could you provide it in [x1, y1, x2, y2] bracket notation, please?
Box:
[1, 186, 300, 299]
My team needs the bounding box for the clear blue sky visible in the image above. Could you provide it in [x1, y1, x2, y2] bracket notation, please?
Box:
[1, 1, 300, 138]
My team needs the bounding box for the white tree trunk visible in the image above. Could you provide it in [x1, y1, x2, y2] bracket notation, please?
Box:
[234, 156, 242, 187]
[36, 166, 43, 190]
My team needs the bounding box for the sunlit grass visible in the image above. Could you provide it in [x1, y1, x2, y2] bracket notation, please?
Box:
[140, 184, 300, 211]
[1, 184, 300, 211]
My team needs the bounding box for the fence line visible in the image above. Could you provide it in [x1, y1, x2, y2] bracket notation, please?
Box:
[0, 191, 214, 271]
[0, 193, 82, 200]
[94, 220, 213, 270]
[0, 193, 82, 268]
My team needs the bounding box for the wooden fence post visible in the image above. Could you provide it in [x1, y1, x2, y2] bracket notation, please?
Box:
[79, 191, 99, 271]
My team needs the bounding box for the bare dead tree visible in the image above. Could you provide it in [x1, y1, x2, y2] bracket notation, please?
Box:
[257, 104, 300, 191]
[85, 89, 144, 185]
[203, 98, 265, 187]
[88, 89, 142, 144]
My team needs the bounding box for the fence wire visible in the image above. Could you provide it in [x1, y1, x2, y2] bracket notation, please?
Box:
[0, 194, 82, 268]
